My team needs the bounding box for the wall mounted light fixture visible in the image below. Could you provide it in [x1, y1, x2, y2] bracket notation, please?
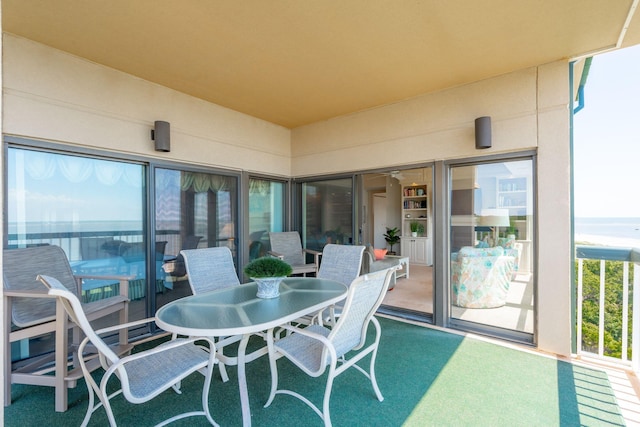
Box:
[151, 121, 170, 152]
[475, 116, 491, 149]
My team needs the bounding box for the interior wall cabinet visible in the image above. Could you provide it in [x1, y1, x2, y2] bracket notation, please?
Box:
[497, 177, 528, 216]
[402, 184, 428, 236]
[401, 236, 432, 266]
[400, 184, 432, 265]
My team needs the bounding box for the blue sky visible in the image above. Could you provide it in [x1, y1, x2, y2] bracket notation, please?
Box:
[573, 44, 640, 218]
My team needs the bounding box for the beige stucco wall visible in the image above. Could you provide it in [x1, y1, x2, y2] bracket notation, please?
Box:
[536, 62, 572, 355]
[291, 67, 538, 175]
[1, 34, 573, 356]
[2, 34, 292, 176]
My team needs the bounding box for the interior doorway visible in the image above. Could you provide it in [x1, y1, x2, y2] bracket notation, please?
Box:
[362, 167, 434, 320]
[372, 193, 387, 248]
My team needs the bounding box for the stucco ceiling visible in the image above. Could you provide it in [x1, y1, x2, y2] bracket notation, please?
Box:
[3, 1, 640, 129]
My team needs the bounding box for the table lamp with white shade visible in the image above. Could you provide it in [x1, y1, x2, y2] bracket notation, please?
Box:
[479, 209, 510, 246]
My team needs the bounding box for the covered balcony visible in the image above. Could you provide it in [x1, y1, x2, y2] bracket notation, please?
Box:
[3, 1, 640, 423]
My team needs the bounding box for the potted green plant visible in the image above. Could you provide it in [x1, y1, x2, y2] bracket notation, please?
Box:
[416, 222, 425, 236]
[243, 257, 293, 298]
[410, 222, 419, 237]
[383, 227, 401, 255]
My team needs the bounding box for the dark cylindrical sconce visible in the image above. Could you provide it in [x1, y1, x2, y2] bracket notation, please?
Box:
[475, 116, 491, 149]
[151, 121, 170, 152]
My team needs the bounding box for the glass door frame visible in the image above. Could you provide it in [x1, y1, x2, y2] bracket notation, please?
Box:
[292, 173, 358, 249]
[149, 161, 242, 316]
[357, 165, 436, 322]
[436, 151, 537, 345]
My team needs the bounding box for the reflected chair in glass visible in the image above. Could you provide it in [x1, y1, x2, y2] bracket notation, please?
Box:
[268, 231, 321, 276]
[162, 235, 202, 278]
[451, 246, 515, 308]
[3, 245, 131, 412]
[37, 274, 218, 427]
[264, 268, 395, 426]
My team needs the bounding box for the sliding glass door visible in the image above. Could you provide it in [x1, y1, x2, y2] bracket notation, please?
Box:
[299, 177, 354, 251]
[154, 167, 238, 308]
[6, 146, 146, 360]
[449, 158, 535, 340]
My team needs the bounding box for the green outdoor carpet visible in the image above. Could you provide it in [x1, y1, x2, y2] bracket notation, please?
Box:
[5, 317, 625, 426]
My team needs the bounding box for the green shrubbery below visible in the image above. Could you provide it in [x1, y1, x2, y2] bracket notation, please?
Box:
[578, 259, 635, 359]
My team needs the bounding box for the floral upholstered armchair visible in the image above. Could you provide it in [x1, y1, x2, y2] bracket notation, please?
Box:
[497, 237, 523, 275]
[451, 246, 515, 308]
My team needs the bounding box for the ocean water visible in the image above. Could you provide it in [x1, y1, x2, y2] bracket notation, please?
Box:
[9, 218, 640, 246]
[7, 220, 144, 235]
[575, 217, 640, 246]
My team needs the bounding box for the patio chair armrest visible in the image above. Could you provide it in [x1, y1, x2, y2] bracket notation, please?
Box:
[74, 274, 135, 299]
[267, 251, 284, 260]
[3, 288, 56, 299]
[303, 248, 321, 256]
[303, 249, 322, 265]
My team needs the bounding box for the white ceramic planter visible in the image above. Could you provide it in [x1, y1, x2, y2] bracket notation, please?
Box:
[252, 277, 284, 298]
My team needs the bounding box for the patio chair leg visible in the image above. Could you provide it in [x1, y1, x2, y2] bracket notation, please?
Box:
[4, 297, 12, 407]
[55, 299, 69, 412]
[218, 362, 229, 382]
[217, 344, 229, 382]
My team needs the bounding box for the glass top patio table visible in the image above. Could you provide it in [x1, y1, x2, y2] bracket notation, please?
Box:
[155, 277, 347, 427]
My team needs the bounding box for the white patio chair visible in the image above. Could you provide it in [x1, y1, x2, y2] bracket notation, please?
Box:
[264, 268, 395, 427]
[37, 274, 218, 427]
[299, 244, 365, 325]
[180, 247, 265, 382]
[3, 245, 130, 412]
[317, 244, 365, 286]
[268, 231, 321, 276]
[180, 247, 240, 294]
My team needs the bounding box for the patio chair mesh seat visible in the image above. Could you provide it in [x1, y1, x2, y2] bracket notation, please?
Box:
[123, 339, 211, 400]
[297, 244, 364, 325]
[274, 325, 330, 370]
[180, 247, 240, 293]
[316, 244, 365, 288]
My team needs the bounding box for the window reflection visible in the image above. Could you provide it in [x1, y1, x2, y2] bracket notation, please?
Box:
[248, 178, 285, 260]
[449, 159, 534, 337]
[155, 168, 238, 307]
[302, 178, 353, 251]
[6, 147, 146, 361]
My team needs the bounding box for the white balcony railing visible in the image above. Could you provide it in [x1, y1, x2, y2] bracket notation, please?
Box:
[576, 245, 640, 371]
